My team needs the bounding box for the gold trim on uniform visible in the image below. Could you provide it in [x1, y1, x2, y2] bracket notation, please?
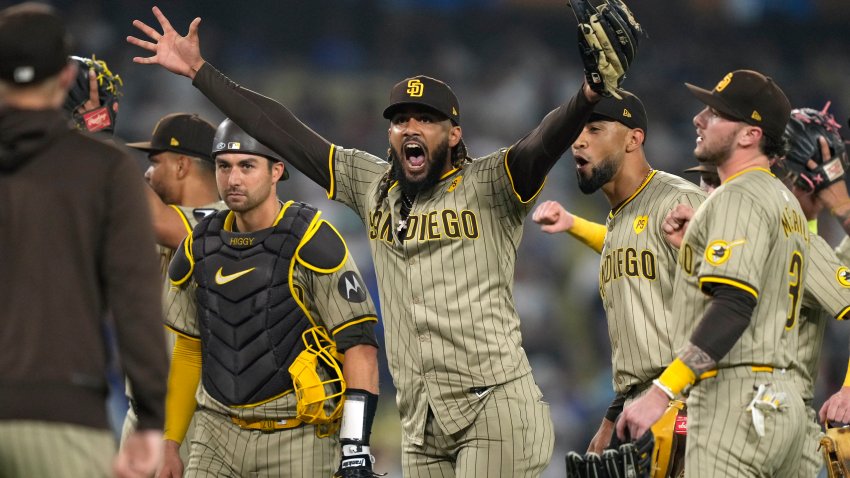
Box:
[327, 144, 337, 199]
[503, 147, 546, 204]
[837, 306, 850, 321]
[609, 170, 657, 219]
[165, 324, 201, 341]
[699, 276, 758, 299]
[332, 316, 379, 336]
[169, 204, 194, 234]
[722, 166, 774, 185]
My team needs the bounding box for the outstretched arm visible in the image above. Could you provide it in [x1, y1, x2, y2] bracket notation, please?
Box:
[503, 83, 599, 202]
[128, 7, 334, 190]
[532, 200, 606, 253]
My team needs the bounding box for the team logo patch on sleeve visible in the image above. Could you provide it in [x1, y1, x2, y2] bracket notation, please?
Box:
[837, 267, 850, 288]
[338, 271, 368, 303]
[633, 215, 648, 234]
[705, 239, 746, 266]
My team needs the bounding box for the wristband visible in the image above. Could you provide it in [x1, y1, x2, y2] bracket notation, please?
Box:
[656, 358, 697, 397]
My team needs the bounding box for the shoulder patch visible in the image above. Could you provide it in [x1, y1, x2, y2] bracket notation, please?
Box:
[338, 271, 368, 303]
[297, 220, 347, 272]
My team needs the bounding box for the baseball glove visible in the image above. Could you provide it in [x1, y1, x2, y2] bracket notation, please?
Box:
[567, 432, 652, 477]
[569, 0, 643, 99]
[821, 422, 850, 478]
[63, 55, 123, 133]
[777, 103, 848, 193]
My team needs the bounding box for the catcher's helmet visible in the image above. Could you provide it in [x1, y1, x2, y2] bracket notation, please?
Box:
[212, 118, 289, 179]
[63, 55, 122, 133]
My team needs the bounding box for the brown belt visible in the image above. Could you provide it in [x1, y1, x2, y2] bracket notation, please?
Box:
[230, 416, 303, 432]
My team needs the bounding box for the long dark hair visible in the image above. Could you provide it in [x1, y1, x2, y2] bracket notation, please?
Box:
[373, 138, 470, 214]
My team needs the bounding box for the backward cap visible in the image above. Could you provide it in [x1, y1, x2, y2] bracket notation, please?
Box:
[383, 75, 461, 125]
[0, 3, 71, 85]
[126, 113, 216, 161]
[685, 69, 791, 141]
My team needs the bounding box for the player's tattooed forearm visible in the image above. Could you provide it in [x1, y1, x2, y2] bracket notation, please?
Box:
[679, 341, 716, 375]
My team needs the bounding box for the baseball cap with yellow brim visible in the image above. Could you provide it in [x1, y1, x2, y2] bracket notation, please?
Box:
[383, 75, 461, 125]
[685, 69, 791, 141]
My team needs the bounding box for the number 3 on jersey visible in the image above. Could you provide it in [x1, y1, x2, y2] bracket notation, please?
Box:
[785, 251, 803, 330]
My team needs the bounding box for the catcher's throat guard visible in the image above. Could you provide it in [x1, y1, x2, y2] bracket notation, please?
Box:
[289, 326, 346, 437]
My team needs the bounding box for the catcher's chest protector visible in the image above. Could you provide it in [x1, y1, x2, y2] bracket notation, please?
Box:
[191, 204, 316, 406]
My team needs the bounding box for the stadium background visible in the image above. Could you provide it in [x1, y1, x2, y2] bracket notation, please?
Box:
[25, 0, 850, 475]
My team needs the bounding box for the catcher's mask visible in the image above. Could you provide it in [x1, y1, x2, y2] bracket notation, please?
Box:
[212, 118, 290, 179]
[63, 55, 122, 133]
[288, 326, 346, 437]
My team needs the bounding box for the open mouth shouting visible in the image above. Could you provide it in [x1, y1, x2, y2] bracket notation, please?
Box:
[403, 141, 427, 173]
[574, 153, 591, 173]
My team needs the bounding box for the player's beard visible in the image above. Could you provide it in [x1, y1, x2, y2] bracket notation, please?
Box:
[391, 139, 450, 197]
[695, 129, 737, 166]
[577, 156, 619, 194]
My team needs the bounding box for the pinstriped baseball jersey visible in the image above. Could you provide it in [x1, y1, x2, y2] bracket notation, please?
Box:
[167, 203, 378, 422]
[158, 202, 226, 346]
[331, 146, 537, 444]
[673, 168, 809, 369]
[794, 234, 850, 400]
[600, 170, 706, 394]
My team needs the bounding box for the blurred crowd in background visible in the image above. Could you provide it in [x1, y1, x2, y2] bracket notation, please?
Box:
[28, 0, 850, 475]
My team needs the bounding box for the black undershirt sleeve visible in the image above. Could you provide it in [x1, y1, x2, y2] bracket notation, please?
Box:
[504, 85, 596, 201]
[689, 283, 757, 363]
[605, 392, 626, 422]
[192, 63, 334, 190]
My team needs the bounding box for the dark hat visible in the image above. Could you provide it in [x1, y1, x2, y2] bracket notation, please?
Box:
[127, 113, 216, 161]
[683, 163, 718, 174]
[0, 3, 71, 85]
[589, 90, 648, 133]
[383, 75, 461, 125]
[685, 70, 791, 141]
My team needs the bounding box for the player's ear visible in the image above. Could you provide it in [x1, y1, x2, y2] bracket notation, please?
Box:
[271, 160, 285, 182]
[625, 128, 645, 153]
[739, 125, 763, 148]
[448, 125, 462, 148]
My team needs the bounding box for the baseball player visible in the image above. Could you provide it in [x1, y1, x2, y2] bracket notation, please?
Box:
[122, 113, 225, 456]
[126, 4, 641, 474]
[0, 4, 167, 477]
[161, 119, 382, 478]
[532, 91, 706, 456]
[619, 70, 808, 477]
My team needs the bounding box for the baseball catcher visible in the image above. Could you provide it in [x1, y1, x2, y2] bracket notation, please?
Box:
[569, 0, 643, 99]
[774, 103, 847, 193]
[63, 54, 122, 134]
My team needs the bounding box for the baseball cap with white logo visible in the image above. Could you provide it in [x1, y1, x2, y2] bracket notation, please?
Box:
[0, 3, 72, 85]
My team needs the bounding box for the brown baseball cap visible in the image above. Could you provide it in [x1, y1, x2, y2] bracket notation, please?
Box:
[683, 163, 718, 174]
[589, 90, 648, 134]
[0, 3, 71, 85]
[383, 75, 461, 125]
[685, 69, 791, 141]
[127, 113, 216, 161]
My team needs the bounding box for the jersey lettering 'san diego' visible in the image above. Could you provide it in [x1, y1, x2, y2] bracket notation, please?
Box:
[331, 145, 535, 444]
[673, 168, 809, 370]
[599, 170, 706, 393]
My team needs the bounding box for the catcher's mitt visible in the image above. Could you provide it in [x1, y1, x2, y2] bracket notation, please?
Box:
[821, 422, 850, 478]
[569, 0, 643, 99]
[567, 431, 653, 477]
[776, 103, 847, 194]
[63, 55, 123, 133]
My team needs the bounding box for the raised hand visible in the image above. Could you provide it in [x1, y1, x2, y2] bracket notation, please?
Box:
[127, 6, 205, 79]
[532, 200, 575, 234]
[661, 203, 695, 249]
